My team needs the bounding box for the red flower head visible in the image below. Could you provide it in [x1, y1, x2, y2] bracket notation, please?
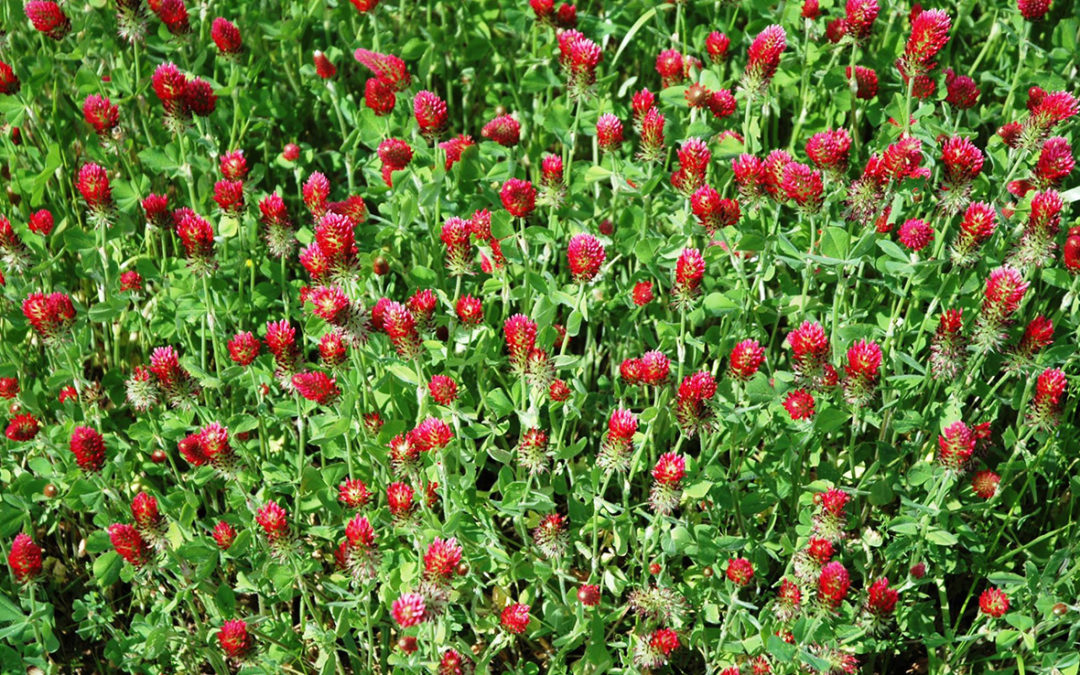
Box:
[500, 603, 531, 634]
[944, 68, 980, 109]
[439, 134, 475, 169]
[176, 212, 216, 274]
[843, 339, 882, 402]
[383, 302, 423, 360]
[25, 1, 71, 40]
[387, 482, 417, 519]
[567, 233, 606, 282]
[846, 65, 878, 100]
[1024, 90, 1077, 148]
[22, 291, 76, 341]
[729, 339, 766, 380]
[844, 0, 880, 41]
[392, 592, 427, 627]
[690, 186, 740, 236]
[675, 371, 717, 436]
[481, 114, 520, 147]
[5, 414, 40, 442]
[109, 523, 150, 567]
[292, 370, 341, 405]
[596, 113, 624, 152]
[213, 521, 237, 550]
[456, 295, 484, 326]
[578, 584, 600, 606]
[951, 201, 997, 265]
[155, 0, 190, 35]
[976, 266, 1028, 349]
[313, 50, 336, 79]
[705, 31, 730, 63]
[1018, 0, 1052, 21]
[425, 375, 459, 406]
[227, 331, 261, 366]
[670, 138, 711, 196]
[649, 628, 680, 657]
[354, 49, 411, 91]
[979, 587, 1009, 617]
[940, 137, 984, 209]
[213, 180, 245, 216]
[363, 76, 397, 116]
[256, 501, 289, 542]
[142, 194, 170, 228]
[726, 557, 755, 586]
[743, 25, 786, 96]
[900, 8, 950, 78]
[656, 49, 685, 88]
[652, 452, 686, 485]
[1015, 315, 1054, 359]
[806, 129, 852, 174]
[218, 150, 248, 181]
[119, 270, 143, 292]
[7, 534, 42, 583]
[1034, 137, 1074, 187]
[781, 162, 824, 213]
[504, 314, 538, 373]
[802, 0, 821, 18]
[131, 492, 163, 533]
[761, 149, 794, 201]
[540, 154, 564, 204]
[218, 620, 251, 659]
[549, 379, 571, 402]
[409, 417, 453, 453]
[302, 171, 331, 219]
[424, 537, 463, 580]
[0, 377, 17, 398]
[77, 162, 112, 212]
[818, 561, 851, 608]
[0, 61, 19, 95]
[557, 31, 602, 97]
[350, 0, 380, 12]
[631, 88, 655, 125]
[82, 95, 120, 136]
[70, 426, 106, 473]
[898, 219, 934, 252]
[633, 280, 654, 306]
[211, 17, 242, 54]
[938, 421, 975, 470]
[378, 138, 413, 187]
[439, 649, 473, 675]
[441, 217, 473, 275]
[673, 248, 705, 306]
[1030, 367, 1067, 427]
[414, 90, 448, 140]
[972, 470, 1001, 499]
[867, 577, 899, 615]
[533, 513, 569, 558]
[783, 389, 816, 421]
[1065, 232, 1080, 273]
[500, 178, 536, 218]
[182, 77, 216, 117]
[635, 106, 666, 162]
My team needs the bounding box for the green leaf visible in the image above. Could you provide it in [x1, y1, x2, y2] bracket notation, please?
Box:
[819, 227, 850, 260]
[93, 551, 123, 586]
[926, 528, 958, 546]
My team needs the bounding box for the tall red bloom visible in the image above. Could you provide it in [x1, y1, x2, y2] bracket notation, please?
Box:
[817, 561, 851, 608]
[672, 248, 705, 307]
[22, 292, 76, 341]
[950, 202, 996, 266]
[975, 266, 1029, 350]
[596, 114, 624, 152]
[109, 524, 150, 567]
[382, 302, 423, 360]
[211, 17, 242, 54]
[937, 421, 975, 470]
[844, 0, 879, 41]
[500, 178, 536, 218]
[256, 501, 289, 543]
[567, 233, 606, 282]
[7, 534, 42, 583]
[705, 31, 730, 63]
[354, 49, 411, 91]
[675, 371, 717, 436]
[71, 426, 106, 473]
[742, 25, 786, 96]
[414, 90, 448, 140]
[1029, 367, 1067, 428]
[481, 114, 520, 147]
[979, 587, 1009, 617]
[500, 603, 531, 634]
[25, 1, 71, 40]
[218, 620, 252, 659]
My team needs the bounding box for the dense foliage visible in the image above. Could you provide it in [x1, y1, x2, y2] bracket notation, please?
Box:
[1, 0, 1079, 673]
